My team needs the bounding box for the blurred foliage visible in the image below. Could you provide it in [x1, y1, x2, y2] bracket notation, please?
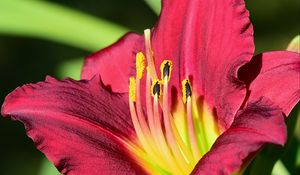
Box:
[0, 0, 299, 175]
[56, 58, 83, 80]
[0, 0, 128, 51]
[287, 35, 300, 53]
[145, 0, 161, 14]
[272, 160, 290, 175]
[38, 158, 60, 175]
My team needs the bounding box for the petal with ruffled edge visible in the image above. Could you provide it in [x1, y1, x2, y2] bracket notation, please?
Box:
[1, 76, 146, 175]
[239, 51, 300, 116]
[191, 97, 286, 175]
[81, 33, 144, 93]
[151, 0, 254, 129]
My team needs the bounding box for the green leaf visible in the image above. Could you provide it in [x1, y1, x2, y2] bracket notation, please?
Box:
[296, 145, 300, 170]
[56, 58, 83, 80]
[272, 160, 290, 175]
[38, 158, 60, 175]
[287, 35, 300, 53]
[144, 0, 161, 15]
[0, 0, 129, 51]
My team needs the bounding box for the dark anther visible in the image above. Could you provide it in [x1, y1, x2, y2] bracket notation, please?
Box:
[163, 61, 171, 77]
[185, 81, 192, 97]
[153, 81, 161, 97]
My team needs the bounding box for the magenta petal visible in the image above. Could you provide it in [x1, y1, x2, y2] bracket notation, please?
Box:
[1, 76, 145, 175]
[152, 0, 254, 129]
[191, 97, 286, 175]
[239, 51, 300, 116]
[81, 32, 144, 93]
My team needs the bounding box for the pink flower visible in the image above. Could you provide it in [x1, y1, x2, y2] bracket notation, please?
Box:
[2, 0, 299, 174]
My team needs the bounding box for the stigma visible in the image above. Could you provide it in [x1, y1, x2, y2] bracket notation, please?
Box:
[126, 29, 220, 175]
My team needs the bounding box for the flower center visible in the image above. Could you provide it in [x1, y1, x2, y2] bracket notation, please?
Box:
[125, 29, 220, 175]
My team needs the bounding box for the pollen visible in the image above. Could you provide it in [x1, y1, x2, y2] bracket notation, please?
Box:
[182, 79, 192, 104]
[136, 52, 146, 79]
[129, 77, 136, 102]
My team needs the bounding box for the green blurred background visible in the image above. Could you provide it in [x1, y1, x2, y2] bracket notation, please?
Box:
[0, 0, 299, 175]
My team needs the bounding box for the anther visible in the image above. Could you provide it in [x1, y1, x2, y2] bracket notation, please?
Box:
[136, 52, 146, 79]
[160, 60, 173, 81]
[151, 80, 162, 98]
[129, 77, 136, 102]
[182, 79, 192, 104]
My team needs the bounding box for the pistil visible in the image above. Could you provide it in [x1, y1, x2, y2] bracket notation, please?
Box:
[144, 29, 158, 79]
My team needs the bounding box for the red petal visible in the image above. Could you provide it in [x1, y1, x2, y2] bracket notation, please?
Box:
[191, 97, 286, 175]
[81, 33, 144, 93]
[151, 0, 254, 129]
[239, 51, 300, 116]
[1, 76, 145, 175]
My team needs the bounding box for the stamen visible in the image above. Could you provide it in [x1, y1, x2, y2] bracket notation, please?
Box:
[182, 79, 201, 160]
[146, 68, 177, 173]
[161, 71, 190, 173]
[135, 63, 169, 168]
[160, 61, 195, 166]
[128, 77, 169, 171]
[129, 97, 167, 170]
[127, 29, 221, 174]
[153, 91, 183, 174]
[135, 53, 151, 140]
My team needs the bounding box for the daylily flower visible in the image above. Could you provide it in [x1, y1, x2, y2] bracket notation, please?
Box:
[2, 0, 299, 174]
